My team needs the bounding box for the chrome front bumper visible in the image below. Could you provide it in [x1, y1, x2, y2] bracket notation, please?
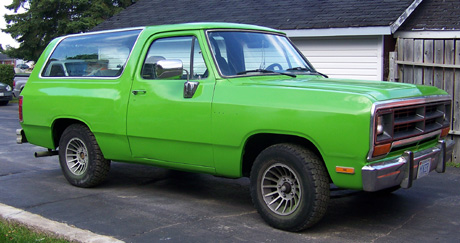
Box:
[362, 139, 454, 192]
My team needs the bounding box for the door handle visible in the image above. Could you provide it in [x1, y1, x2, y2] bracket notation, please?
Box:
[132, 90, 147, 95]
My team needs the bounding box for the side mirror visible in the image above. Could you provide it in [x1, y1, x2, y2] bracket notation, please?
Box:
[155, 59, 183, 79]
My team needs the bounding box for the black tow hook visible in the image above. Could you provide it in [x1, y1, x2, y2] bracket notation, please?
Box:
[34, 149, 59, 158]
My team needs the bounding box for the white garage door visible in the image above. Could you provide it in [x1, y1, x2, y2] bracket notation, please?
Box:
[292, 36, 383, 81]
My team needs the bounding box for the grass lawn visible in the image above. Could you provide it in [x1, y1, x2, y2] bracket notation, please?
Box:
[0, 218, 70, 243]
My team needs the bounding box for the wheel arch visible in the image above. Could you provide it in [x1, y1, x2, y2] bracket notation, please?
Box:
[242, 133, 328, 178]
[51, 118, 90, 148]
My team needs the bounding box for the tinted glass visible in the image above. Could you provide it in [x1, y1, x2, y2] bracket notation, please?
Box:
[42, 29, 141, 78]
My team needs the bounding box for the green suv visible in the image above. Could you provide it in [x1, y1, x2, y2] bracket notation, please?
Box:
[17, 23, 454, 231]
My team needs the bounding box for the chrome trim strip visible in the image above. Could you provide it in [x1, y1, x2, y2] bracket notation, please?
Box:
[372, 95, 451, 110]
[367, 95, 451, 161]
[391, 130, 441, 148]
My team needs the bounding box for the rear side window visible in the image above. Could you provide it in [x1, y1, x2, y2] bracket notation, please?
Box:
[42, 29, 141, 78]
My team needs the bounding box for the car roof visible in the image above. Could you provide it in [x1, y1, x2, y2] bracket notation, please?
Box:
[80, 22, 285, 37]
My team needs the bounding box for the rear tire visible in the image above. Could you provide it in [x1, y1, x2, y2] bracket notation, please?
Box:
[59, 124, 110, 187]
[250, 143, 330, 231]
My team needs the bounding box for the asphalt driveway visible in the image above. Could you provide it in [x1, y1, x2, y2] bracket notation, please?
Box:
[1, 103, 460, 242]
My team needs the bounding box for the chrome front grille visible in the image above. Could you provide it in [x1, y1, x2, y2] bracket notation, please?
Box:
[368, 95, 452, 161]
[376, 100, 451, 144]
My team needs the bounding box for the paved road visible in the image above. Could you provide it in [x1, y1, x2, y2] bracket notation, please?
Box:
[1, 103, 460, 242]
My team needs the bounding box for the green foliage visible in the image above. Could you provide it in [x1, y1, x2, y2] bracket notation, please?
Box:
[2, 0, 134, 62]
[447, 162, 460, 168]
[0, 218, 69, 243]
[0, 65, 15, 87]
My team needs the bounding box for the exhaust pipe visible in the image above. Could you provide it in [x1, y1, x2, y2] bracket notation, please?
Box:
[35, 149, 59, 157]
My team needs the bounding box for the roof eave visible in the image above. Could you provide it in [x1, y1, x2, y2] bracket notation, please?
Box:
[390, 0, 423, 33]
[282, 26, 392, 38]
[395, 30, 460, 39]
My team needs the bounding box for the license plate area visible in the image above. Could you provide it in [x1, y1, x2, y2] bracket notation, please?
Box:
[417, 158, 431, 179]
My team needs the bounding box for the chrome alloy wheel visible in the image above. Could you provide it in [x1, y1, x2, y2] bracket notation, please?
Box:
[261, 163, 301, 216]
[65, 138, 89, 176]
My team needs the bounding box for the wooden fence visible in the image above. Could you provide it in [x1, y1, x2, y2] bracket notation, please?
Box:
[389, 38, 460, 163]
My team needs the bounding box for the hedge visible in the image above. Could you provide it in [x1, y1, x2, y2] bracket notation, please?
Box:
[0, 64, 15, 87]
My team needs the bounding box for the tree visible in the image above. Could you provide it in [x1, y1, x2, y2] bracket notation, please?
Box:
[1, 0, 134, 62]
[0, 64, 15, 87]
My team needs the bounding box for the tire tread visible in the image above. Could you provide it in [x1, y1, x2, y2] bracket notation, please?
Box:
[250, 143, 330, 231]
[59, 124, 110, 187]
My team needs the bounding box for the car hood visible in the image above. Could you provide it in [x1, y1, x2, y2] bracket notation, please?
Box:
[241, 76, 447, 101]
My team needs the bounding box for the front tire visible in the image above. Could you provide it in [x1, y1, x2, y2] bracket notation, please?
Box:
[250, 143, 330, 231]
[59, 124, 110, 187]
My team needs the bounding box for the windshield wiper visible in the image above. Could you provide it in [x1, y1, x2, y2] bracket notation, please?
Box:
[311, 71, 328, 78]
[237, 69, 296, 78]
[286, 67, 328, 78]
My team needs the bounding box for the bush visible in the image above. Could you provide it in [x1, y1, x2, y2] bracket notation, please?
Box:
[0, 64, 15, 87]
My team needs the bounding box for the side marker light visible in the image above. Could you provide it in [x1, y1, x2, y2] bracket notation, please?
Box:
[336, 166, 355, 174]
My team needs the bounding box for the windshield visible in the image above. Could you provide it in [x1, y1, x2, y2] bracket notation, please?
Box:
[207, 31, 315, 77]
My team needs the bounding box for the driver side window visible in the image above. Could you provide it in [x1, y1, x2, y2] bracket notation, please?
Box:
[141, 36, 207, 79]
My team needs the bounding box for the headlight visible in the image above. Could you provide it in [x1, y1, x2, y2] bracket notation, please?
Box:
[6, 85, 12, 91]
[376, 116, 384, 135]
[375, 112, 392, 142]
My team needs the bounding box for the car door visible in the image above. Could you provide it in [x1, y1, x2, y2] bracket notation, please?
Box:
[127, 31, 215, 168]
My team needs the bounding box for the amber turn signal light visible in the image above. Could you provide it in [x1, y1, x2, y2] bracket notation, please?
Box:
[372, 143, 391, 157]
[441, 127, 450, 138]
[336, 166, 355, 174]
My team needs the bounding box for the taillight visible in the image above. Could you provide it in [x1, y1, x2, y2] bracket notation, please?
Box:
[19, 96, 23, 122]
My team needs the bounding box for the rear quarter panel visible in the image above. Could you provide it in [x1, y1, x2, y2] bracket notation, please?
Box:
[20, 35, 146, 160]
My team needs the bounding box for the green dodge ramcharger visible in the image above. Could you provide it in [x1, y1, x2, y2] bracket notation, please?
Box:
[16, 23, 454, 231]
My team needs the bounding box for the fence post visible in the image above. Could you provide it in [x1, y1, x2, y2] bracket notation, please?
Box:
[389, 52, 398, 81]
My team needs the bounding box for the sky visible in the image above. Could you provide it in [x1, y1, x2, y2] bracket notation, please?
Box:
[0, 0, 21, 48]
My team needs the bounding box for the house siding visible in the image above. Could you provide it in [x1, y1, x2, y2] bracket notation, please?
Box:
[292, 36, 384, 81]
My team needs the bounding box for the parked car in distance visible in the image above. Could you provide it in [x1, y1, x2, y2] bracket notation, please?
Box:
[13, 73, 30, 97]
[16, 64, 29, 70]
[0, 82, 13, 105]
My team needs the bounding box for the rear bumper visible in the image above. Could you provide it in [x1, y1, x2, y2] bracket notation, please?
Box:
[13, 90, 20, 98]
[0, 92, 13, 101]
[362, 139, 454, 192]
[16, 128, 28, 144]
